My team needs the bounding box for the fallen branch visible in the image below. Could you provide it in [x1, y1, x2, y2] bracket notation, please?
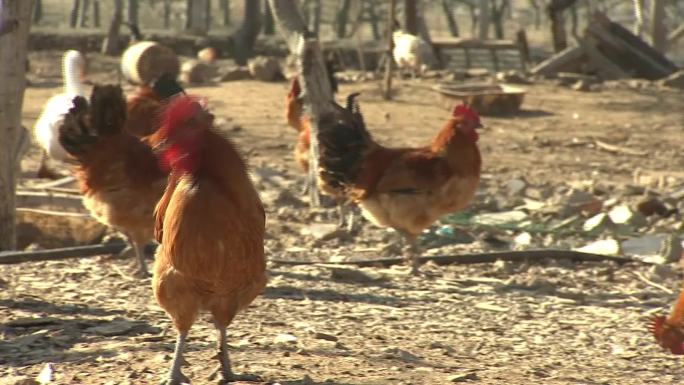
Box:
[16, 190, 84, 210]
[0, 242, 157, 264]
[634, 271, 674, 294]
[271, 249, 641, 267]
[595, 140, 648, 156]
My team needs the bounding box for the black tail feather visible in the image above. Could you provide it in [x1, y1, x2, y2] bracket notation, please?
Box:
[59, 85, 127, 156]
[152, 73, 185, 100]
[318, 93, 372, 192]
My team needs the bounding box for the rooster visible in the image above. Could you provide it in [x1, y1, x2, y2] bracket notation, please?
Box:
[58, 76, 183, 277]
[318, 97, 482, 274]
[34, 50, 88, 179]
[649, 288, 684, 354]
[151, 95, 266, 384]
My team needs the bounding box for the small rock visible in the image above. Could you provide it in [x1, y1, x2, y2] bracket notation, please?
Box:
[472, 210, 527, 226]
[36, 363, 54, 384]
[273, 333, 298, 345]
[571, 79, 591, 91]
[179, 60, 217, 84]
[608, 205, 647, 228]
[220, 66, 252, 82]
[558, 189, 602, 217]
[574, 238, 620, 256]
[513, 232, 532, 248]
[637, 197, 673, 217]
[506, 178, 527, 196]
[622, 234, 683, 264]
[85, 319, 157, 337]
[311, 331, 338, 342]
[448, 372, 479, 382]
[197, 46, 218, 63]
[329, 266, 382, 283]
[495, 70, 530, 84]
[301, 223, 343, 241]
[582, 213, 615, 234]
[248, 56, 283, 82]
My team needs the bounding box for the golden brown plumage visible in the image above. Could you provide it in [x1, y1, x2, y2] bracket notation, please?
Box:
[151, 95, 266, 384]
[649, 281, 684, 354]
[318, 97, 482, 273]
[59, 85, 168, 277]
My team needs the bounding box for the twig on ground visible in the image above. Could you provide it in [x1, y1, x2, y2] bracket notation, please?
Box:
[595, 140, 648, 156]
[634, 271, 674, 294]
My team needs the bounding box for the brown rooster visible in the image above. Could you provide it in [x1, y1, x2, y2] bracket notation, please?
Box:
[318, 96, 482, 274]
[649, 287, 684, 354]
[151, 95, 266, 384]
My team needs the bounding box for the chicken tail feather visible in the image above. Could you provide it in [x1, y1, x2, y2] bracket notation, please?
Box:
[318, 93, 372, 193]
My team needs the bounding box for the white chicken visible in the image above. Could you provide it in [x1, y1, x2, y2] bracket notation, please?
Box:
[34, 50, 88, 178]
[392, 30, 432, 78]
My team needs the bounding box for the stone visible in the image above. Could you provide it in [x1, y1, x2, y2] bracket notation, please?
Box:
[608, 205, 647, 228]
[582, 213, 615, 234]
[220, 66, 252, 81]
[248, 56, 283, 82]
[179, 60, 217, 84]
[506, 178, 527, 196]
[574, 238, 620, 256]
[622, 234, 683, 264]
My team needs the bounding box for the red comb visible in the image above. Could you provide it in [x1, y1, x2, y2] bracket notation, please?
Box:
[452, 103, 479, 120]
[158, 95, 207, 136]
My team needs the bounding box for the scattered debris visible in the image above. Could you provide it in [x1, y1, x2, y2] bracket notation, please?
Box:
[248, 56, 283, 82]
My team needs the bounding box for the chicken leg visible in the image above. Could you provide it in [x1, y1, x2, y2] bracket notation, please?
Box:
[398, 230, 420, 275]
[212, 327, 261, 384]
[337, 203, 357, 233]
[36, 150, 61, 179]
[124, 233, 149, 278]
[160, 332, 190, 385]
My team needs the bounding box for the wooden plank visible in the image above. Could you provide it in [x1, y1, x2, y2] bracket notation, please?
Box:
[431, 37, 518, 50]
[16, 190, 84, 210]
[668, 24, 684, 46]
[531, 45, 586, 76]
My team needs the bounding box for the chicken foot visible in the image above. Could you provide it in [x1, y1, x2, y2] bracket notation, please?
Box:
[337, 203, 357, 233]
[210, 327, 261, 384]
[160, 332, 190, 385]
[123, 233, 149, 278]
[36, 150, 62, 179]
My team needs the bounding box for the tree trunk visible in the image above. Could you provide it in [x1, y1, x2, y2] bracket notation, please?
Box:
[163, 0, 171, 28]
[312, 0, 322, 37]
[78, 0, 90, 27]
[93, 0, 100, 28]
[233, 0, 261, 65]
[186, 0, 210, 35]
[335, 0, 353, 38]
[0, 0, 34, 250]
[127, 0, 139, 25]
[383, 0, 396, 101]
[366, 2, 381, 40]
[102, 0, 123, 55]
[404, 0, 418, 35]
[491, 0, 508, 39]
[33, 0, 42, 24]
[263, 0, 275, 35]
[268, 0, 334, 207]
[529, 0, 540, 29]
[547, 0, 577, 53]
[70, 0, 81, 27]
[478, 0, 490, 39]
[220, 0, 231, 26]
[441, 0, 459, 36]
[650, 0, 666, 53]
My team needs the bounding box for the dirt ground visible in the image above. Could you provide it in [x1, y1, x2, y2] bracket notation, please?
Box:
[2, 50, 684, 384]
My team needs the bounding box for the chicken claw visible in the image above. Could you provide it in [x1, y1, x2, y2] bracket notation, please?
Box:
[161, 332, 190, 385]
[210, 328, 263, 384]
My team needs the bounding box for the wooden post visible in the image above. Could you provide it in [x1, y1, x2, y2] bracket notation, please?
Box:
[264, 0, 275, 35]
[383, 0, 396, 101]
[163, 0, 171, 28]
[336, 0, 353, 38]
[312, 0, 322, 37]
[220, 0, 231, 26]
[404, 0, 418, 35]
[93, 0, 100, 27]
[78, 0, 90, 27]
[33, 0, 42, 23]
[101, 0, 123, 55]
[127, 0, 139, 26]
[268, 0, 335, 207]
[233, 0, 261, 65]
[649, 0, 666, 53]
[0, 0, 34, 250]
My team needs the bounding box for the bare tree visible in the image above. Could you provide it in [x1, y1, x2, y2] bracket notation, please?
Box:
[478, 0, 490, 39]
[268, 0, 335, 207]
[548, 0, 577, 52]
[102, 0, 123, 55]
[404, 0, 418, 35]
[490, 0, 509, 39]
[33, 0, 42, 23]
[78, 0, 90, 27]
[233, 0, 261, 65]
[0, 0, 34, 250]
[186, 0, 210, 35]
[335, 0, 353, 38]
[441, 0, 459, 36]
[650, 0, 666, 52]
[127, 0, 139, 26]
[263, 0, 275, 35]
[93, 0, 100, 27]
[163, 0, 171, 28]
[383, 0, 396, 100]
[70, 0, 81, 27]
[220, 0, 231, 26]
